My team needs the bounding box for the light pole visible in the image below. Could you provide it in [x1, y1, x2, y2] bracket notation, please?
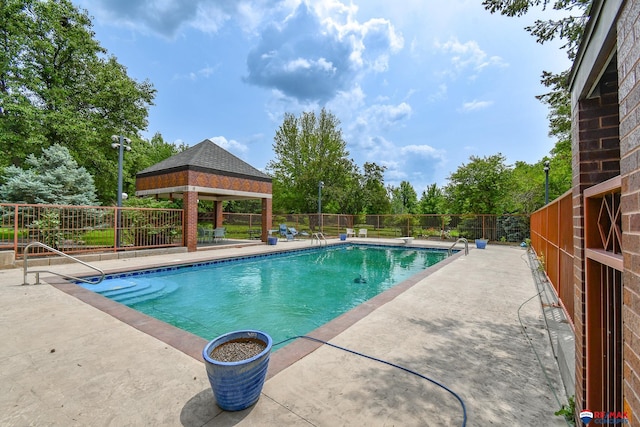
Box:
[318, 181, 324, 232]
[544, 160, 550, 205]
[111, 135, 131, 247]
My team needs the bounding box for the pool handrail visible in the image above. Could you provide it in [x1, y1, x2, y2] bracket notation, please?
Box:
[311, 232, 327, 246]
[448, 238, 469, 256]
[23, 242, 105, 285]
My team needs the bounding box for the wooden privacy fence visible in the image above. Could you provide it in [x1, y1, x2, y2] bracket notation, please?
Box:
[530, 190, 574, 323]
[0, 203, 183, 258]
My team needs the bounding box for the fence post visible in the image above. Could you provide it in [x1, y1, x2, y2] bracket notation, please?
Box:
[113, 206, 118, 251]
[13, 204, 18, 254]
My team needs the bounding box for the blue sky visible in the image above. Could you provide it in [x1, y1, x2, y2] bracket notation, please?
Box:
[73, 0, 571, 194]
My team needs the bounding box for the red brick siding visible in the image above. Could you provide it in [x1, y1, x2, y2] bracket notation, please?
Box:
[136, 170, 272, 195]
[573, 61, 620, 414]
[619, 0, 640, 421]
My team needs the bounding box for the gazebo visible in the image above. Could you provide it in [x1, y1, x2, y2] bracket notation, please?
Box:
[135, 139, 272, 251]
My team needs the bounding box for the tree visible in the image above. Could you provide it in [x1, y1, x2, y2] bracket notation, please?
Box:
[482, 0, 589, 199]
[418, 184, 445, 214]
[119, 132, 186, 204]
[361, 162, 390, 214]
[267, 108, 356, 214]
[0, 144, 98, 205]
[0, 0, 156, 203]
[444, 154, 513, 214]
[389, 181, 418, 214]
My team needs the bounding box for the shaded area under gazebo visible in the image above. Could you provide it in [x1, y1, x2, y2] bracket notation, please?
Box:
[135, 139, 272, 251]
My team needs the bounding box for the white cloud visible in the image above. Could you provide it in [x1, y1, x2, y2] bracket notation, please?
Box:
[434, 37, 507, 79]
[79, 0, 281, 36]
[244, 1, 403, 102]
[172, 65, 219, 81]
[208, 136, 249, 157]
[459, 99, 493, 112]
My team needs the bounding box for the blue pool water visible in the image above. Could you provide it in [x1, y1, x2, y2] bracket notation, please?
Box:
[81, 244, 449, 346]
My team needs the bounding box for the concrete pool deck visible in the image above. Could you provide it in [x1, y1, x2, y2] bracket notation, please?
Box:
[0, 239, 569, 426]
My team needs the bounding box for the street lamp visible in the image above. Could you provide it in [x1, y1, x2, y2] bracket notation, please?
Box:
[111, 135, 132, 207]
[111, 135, 131, 247]
[318, 181, 324, 232]
[544, 160, 550, 205]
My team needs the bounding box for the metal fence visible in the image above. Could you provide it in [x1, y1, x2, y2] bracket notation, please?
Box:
[1, 203, 183, 258]
[1, 203, 528, 259]
[220, 213, 530, 243]
[529, 190, 574, 322]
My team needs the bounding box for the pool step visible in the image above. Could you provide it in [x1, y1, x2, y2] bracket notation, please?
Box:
[81, 278, 178, 305]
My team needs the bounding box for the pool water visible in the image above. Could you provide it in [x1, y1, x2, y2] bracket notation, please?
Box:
[82, 245, 448, 346]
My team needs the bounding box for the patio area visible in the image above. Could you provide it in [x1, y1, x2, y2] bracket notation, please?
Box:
[0, 238, 568, 426]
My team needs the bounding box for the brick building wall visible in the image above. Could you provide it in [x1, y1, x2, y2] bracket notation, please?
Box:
[572, 61, 620, 416]
[619, 0, 640, 420]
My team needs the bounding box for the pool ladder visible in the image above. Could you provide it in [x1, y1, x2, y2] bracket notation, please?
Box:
[448, 238, 469, 256]
[23, 242, 105, 285]
[310, 232, 327, 246]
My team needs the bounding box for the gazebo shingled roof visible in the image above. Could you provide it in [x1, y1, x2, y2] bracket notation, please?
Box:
[137, 138, 271, 183]
[135, 139, 272, 201]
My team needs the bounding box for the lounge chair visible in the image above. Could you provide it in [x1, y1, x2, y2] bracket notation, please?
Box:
[213, 227, 226, 243]
[289, 227, 309, 238]
[346, 228, 355, 237]
[279, 224, 294, 241]
[358, 228, 368, 238]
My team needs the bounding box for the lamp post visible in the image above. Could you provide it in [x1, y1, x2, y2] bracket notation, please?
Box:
[318, 181, 324, 232]
[544, 160, 550, 205]
[111, 135, 131, 247]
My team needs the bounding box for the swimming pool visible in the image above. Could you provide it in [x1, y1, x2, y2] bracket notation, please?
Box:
[81, 244, 450, 346]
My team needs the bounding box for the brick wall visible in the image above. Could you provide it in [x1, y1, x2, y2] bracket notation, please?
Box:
[572, 60, 620, 415]
[618, 0, 640, 421]
[136, 169, 272, 195]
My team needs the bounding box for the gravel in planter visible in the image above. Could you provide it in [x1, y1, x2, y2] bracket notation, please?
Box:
[209, 338, 267, 362]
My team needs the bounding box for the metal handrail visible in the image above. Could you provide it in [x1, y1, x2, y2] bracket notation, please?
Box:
[23, 242, 105, 285]
[448, 238, 469, 256]
[311, 232, 327, 246]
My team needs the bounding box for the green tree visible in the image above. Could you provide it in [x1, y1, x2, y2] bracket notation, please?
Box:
[444, 154, 513, 214]
[361, 162, 390, 214]
[0, 144, 98, 205]
[118, 133, 186, 203]
[0, 0, 156, 203]
[418, 184, 445, 214]
[483, 0, 589, 199]
[267, 108, 356, 214]
[389, 181, 418, 214]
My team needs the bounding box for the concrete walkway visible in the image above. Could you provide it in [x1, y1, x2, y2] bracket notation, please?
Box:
[0, 240, 569, 426]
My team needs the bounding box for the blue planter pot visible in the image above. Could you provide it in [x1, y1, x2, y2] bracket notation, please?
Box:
[267, 236, 278, 245]
[202, 330, 272, 411]
[475, 239, 488, 249]
[339, 234, 347, 241]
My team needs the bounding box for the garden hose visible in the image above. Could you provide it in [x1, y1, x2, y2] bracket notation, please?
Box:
[275, 335, 467, 427]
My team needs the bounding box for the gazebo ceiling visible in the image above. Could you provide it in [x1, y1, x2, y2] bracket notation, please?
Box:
[135, 139, 272, 201]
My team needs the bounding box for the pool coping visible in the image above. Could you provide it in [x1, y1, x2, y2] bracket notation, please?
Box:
[47, 243, 466, 380]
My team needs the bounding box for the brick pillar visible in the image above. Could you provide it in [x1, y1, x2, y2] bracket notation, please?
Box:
[619, 0, 640, 420]
[214, 201, 223, 228]
[572, 62, 620, 414]
[183, 191, 199, 252]
[261, 198, 272, 242]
